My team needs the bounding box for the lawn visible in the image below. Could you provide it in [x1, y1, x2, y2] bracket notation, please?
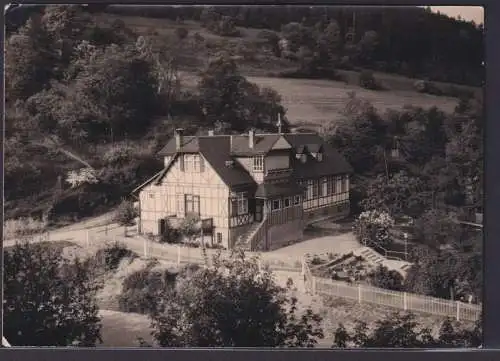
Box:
[180, 71, 461, 131]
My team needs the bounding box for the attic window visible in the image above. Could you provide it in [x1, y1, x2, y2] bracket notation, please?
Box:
[253, 156, 264, 172]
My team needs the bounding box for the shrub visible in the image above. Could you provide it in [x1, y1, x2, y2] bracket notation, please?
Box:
[369, 265, 404, 291]
[119, 267, 177, 314]
[113, 199, 138, 226]
[413, 80, 443, 95]
[95, 242, 136, 272]
[353, 210, 395, 247]
[159, 219, 182, 244]
[4, 217, 47, 239]
[358, 70, 381, 90]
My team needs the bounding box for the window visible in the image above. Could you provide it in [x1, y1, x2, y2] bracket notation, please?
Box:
[185, 194, 200, 216]
[312, 180, 319, 198]
[231, 192, 248, 215]
[294, 195, 301, 205]
[183, 154, 204, 172]
[341, 176, 347, 193]
[149, 193, 155, 199]
[320, 177, 328, 197]
[300, 154, 307, 163]
[306, 180, 314, 200]
[272, 199, 281, 210]
[284, 197, 291, 208]
[317, 152, 323, 162]
[217, 232, 222, 244]
[253, 156, 264, 172]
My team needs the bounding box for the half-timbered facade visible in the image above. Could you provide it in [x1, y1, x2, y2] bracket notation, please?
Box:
[133, 128, 353, 251]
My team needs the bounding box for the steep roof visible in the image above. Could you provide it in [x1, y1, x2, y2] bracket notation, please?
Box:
[154, 131, 352, 188]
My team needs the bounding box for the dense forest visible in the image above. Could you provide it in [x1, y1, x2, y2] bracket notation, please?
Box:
[101, 5, 484, 86]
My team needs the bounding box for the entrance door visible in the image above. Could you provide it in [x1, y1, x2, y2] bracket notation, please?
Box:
[255, 199, 263, 222]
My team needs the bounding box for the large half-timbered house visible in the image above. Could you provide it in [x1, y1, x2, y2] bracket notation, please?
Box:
[133, 128, 353, 251]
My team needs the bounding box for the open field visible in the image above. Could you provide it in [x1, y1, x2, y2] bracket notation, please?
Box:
[180, 72, 460, 130]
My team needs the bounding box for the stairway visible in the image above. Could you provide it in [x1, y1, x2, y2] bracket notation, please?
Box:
[354, 246, 385, 265]
[234, 222, 264, 251]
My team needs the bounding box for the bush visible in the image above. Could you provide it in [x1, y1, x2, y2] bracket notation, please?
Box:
[369, 265, 404, 291]
[4, 217, 47, 239]
[113, 199, 138, 226]
[353, 210, 395, 247]
[118, 267, 177, 314]
[95, 242, 136, 272]
[358, 70, 381, 90]
[413, 80, 443, 95]
[159, 219, 182, 244]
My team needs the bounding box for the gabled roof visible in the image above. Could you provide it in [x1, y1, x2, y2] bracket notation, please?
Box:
[153, 131, 352, 190]
[284, 133, 353, 178]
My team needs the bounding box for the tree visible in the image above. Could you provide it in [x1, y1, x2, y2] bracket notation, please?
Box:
[5, 16, 55, 101]
[72, 43, 158, 141]
[150, 252, 324, 347]
[332, 312, 481, 348]
[360, 171, 432, 219]
[328, 92, 388, 175]
[114, 199, 138, 225]
[3, 241, 102, 346]
[412, 209, 462, 248]
[198, 53, 288, 132]
[353, 210, 395, 247]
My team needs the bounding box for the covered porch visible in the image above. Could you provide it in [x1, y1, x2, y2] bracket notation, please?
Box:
[255, 181, 305, 226]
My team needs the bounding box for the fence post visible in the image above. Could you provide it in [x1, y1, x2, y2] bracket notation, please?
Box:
[358, 284, 362, 304]
[312, 277, 317, 295]
[86, 230, 90, 248]
[403, 292, 407, 311]
[143, 237, 148, 259]
[456, 301, 460, 321]
[177, 245, 181, 266]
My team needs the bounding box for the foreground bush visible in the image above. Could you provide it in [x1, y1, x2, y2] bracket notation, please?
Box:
[94, 242, 137, 273]
[118, 267, 177, 314]
[150, 252, 324, 347]
[3, 241, 102, 346]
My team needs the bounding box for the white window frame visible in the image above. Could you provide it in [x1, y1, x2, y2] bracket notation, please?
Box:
[217, 232, 223, 244]
[321, 177, 328, 197]
[231, 192, 248, 216]
[253, 155, 264, 172]
[283, 197, 291, 208]
[306, 180, 314, 200]
[294, 195, 301, 205]
[312, 180, 319, 199]
[183, 154, 202, 172]
[341, 176, 347, 193]
[185, 194, 200, 216]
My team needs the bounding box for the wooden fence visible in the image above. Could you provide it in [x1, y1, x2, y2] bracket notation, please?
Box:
[302, 257, 481, 322]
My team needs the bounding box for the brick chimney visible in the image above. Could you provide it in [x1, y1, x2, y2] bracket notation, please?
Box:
[175, 128, 184, 151]
[249, 128, 255, 149]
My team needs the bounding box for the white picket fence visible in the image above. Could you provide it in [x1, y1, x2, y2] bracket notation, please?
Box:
[302, 258, 481, 322]
[40, 230, 480, 323]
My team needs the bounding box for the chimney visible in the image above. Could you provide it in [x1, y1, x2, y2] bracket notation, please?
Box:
[248, 128, 255, 149]
[175, 128, 184, 151]
[208, 130, 214, 136]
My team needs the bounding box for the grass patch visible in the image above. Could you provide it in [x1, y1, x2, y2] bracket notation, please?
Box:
[3, 217, 48, 239]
